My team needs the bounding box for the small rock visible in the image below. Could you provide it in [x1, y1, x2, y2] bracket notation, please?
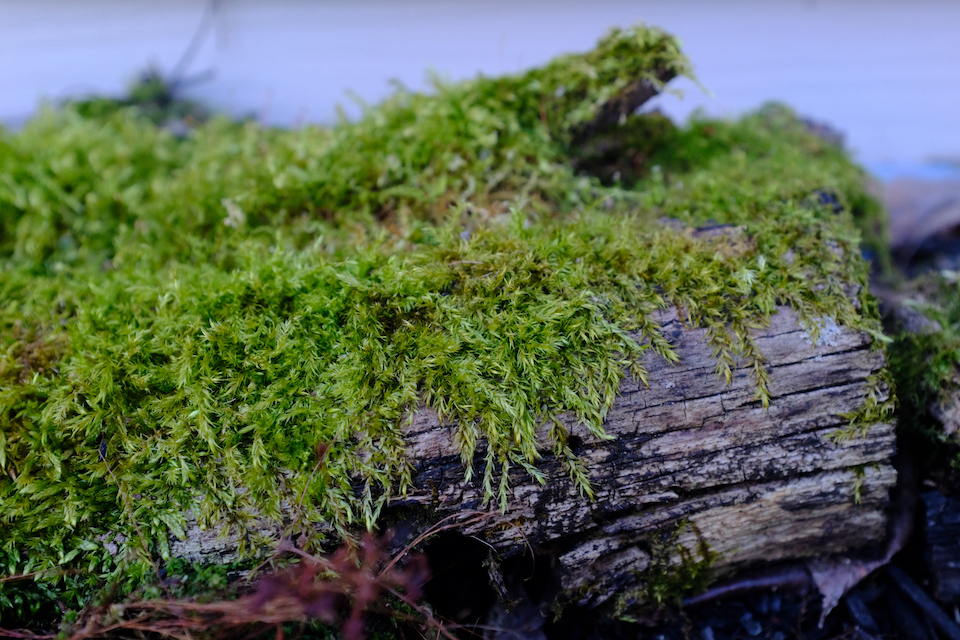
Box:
[845, 591, 881, 634]
[771, 594, 782, 613]
[739, 612, 763, 637]
[922, 490, 960, 604]
[814, 189, 844, 214]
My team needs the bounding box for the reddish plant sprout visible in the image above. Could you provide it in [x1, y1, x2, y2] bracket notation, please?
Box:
[246, 532, 430, 639]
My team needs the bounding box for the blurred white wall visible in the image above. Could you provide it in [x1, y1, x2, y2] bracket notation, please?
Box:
[2, 0, 959, 169]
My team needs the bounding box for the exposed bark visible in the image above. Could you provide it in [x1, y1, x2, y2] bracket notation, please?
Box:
[568, 66, 677, 142]
[393, 304, 894, 609]
[170, 304, 895, 612]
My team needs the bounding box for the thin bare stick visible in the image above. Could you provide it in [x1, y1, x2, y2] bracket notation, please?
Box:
[0, 628, 56, 639]
[243, 444, 332, 581]
[0, 568, 62, 584]
[384, 586, 462, 640]
[379, 511, 495, 578]
[294, 443, 330, 522]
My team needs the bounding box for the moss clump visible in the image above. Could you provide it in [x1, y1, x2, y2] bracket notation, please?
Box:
[0, 25, 690, 275]
[0, 24, 887, 617]
[611, 521, 716, 618]
[886, 273, 960, 469]
[67, 69, 210, 126]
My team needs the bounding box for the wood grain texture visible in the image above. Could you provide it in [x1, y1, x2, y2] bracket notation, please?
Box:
[171, 303, 895, 609]
[393, 304, 894, 605]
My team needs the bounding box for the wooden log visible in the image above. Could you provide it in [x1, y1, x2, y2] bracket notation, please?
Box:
[168, 299, 893, 614]
[163, 280, 893, 620]
[388, 303, 895, 610]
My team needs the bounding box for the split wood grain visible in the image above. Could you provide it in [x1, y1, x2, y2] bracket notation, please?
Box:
[170, 304, 895, 611]
[394, 304, 894, 605]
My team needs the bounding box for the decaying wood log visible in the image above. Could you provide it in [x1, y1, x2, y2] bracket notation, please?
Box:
[171, 301, 895, 612]
[393, 303, 894, 609]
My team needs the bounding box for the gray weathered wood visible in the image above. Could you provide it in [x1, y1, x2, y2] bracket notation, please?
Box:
[170, 303, 895, 611]
[392, 304, 895, 607]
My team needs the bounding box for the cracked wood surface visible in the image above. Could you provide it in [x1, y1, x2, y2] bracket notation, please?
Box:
[395, 304, 895, 605]
[170, 303, 894, 609]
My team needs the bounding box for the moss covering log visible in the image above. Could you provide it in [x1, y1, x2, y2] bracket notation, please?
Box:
[0, 24, 895, 623]
[167, 294, 894, 613]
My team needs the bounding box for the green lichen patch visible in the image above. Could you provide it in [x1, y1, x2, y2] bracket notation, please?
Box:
[0, 24, 888, 618]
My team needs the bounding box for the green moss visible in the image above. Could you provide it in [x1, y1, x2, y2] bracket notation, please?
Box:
[0, 23, 888, 619]
[614, 521, 716, 617]
[830, 370, 895, 443]
[0, 25, 690, 276]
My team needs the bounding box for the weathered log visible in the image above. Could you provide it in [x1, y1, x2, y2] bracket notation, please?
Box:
[393, 303, 894, 610]
[171, 302, 895, 613]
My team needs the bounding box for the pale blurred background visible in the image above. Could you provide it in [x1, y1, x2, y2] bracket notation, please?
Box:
[2, 1, 959, 184]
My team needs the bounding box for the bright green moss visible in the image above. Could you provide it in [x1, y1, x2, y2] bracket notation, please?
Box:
[0, 25, 691, 276]
[0, 24, 888, 615]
